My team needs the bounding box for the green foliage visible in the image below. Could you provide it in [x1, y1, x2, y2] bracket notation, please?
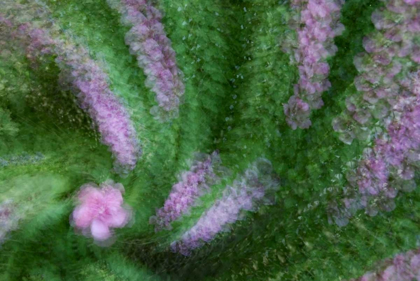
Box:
[1, 0, 419, 281]
[0, 108, 19, 137]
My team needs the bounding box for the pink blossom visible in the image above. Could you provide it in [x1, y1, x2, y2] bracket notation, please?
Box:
[71, 181, 131, 243]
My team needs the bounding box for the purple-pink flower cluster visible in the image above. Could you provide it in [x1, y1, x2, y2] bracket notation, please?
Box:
[348, 248, 420, 281]
[283, 0, 345, 129]
[149, 152, 225, 232]
[0, 4, 141, 173]
[330, 0, 420, 223]
[0, 200, 20, 244]
[333, 0, 420, 144]
[71, 181, 132, 244]
[171, 158, 278, 256]
[107, 0, 185, 121]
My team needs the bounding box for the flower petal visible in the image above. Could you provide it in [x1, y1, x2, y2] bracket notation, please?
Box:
[107, 209, 129, 228]
[72, 205, 93, 228]
[103, 187, 124, 208]
[91, 219, 111, 241]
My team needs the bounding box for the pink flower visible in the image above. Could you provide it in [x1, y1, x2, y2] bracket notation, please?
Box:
[71, 181, 131, 243]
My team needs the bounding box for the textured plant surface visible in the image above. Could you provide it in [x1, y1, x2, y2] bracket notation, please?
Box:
[1, 0, 420, 281]
[347, 248, 420, 281]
